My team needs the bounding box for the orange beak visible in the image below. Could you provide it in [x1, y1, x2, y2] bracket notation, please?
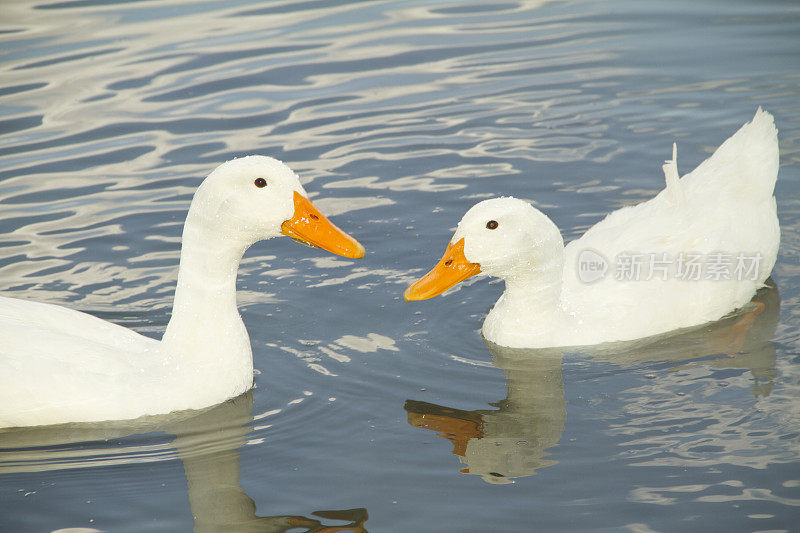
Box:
[404, 238, 481, 301]
[281, 191, 365, 259]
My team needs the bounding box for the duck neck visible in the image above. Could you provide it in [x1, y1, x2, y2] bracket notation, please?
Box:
[505, 254, 563, 313]
[162, 208, 252, 380]
[484, 252, 564, 344]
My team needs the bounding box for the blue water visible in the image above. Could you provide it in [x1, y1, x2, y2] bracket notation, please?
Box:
[1, 0, 799, 531]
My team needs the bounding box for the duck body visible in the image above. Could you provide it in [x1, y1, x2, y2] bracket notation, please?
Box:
[0, 296, 185, 427]
[0, 156, 364, 427]
[0, 293, 253, 428]
[406, 109, 780, 349]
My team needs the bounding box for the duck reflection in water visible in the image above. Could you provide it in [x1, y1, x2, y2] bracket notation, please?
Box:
[0, 392, 368, 533]
[405, 281, 780, 484]
[406, 348, 565, 485]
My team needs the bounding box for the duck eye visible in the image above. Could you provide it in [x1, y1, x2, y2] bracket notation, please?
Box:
[486, 220, 499, 230]
[254, 177, 267, 188]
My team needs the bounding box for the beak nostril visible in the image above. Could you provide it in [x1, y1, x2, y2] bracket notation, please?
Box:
[309, 214, 319, 221]
[444, 259, 453, 267]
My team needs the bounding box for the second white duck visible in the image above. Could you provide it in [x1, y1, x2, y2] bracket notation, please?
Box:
[405, 109, 780, 349]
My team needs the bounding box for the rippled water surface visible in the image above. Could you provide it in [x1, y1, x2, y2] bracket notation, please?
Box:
[2, 0, 800, 531]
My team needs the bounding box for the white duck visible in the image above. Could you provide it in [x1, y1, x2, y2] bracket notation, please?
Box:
[0, 156, 365, 428]
[405, 109, 780, 349]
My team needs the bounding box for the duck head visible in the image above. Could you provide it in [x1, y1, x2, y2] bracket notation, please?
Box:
[404, 197, 563, 300]
[191, 155, 365, 259]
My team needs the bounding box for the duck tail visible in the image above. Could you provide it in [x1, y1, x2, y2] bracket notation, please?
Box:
[662, 142, 684, 204]
[685, 108, 779, 202]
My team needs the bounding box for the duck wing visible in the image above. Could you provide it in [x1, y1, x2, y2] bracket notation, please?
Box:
[560, 110, 779, 342]
[0, 296, 160, 426]
[565, 108, 779, 280]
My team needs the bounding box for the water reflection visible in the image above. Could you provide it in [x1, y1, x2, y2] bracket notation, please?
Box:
[406, 348, 565, 484]
[405, 282, 779, 483]
[0, 393, 368, 532]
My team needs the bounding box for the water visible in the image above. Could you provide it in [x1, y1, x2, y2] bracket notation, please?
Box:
[1, 0, 799, 531]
